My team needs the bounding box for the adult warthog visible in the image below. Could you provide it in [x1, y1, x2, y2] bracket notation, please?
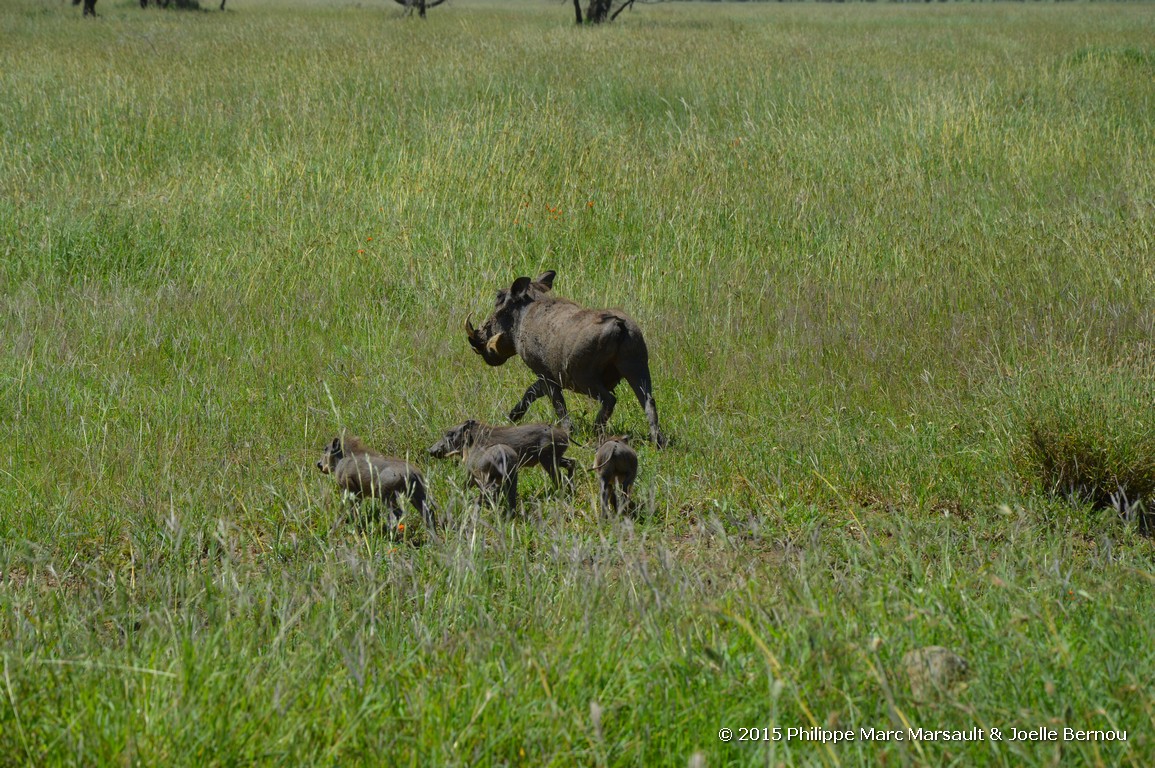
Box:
[465, 271, 667, 448]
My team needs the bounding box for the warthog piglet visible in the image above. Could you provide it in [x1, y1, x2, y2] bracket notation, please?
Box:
[317, 433, 437, 528]
[428, 419, 574, 486]
[593, 435, 638, 514]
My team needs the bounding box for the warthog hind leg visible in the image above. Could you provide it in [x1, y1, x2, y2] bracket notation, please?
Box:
[600, 480, 618, 515]
[620, 473, 636, 511]
[408, 483, 438, 530]
[623, 366, 666, 448]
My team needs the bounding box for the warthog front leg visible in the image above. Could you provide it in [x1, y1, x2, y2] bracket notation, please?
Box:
[559, 455, 577, 479]
[386, 495, 403, 522]
[510, 377, 571, 429]
[540, 453, 577, 487]
[509, 378, 550, 422]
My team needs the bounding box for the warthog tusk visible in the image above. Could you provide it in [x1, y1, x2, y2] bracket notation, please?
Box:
[486, 333, 504, 354]
[465, 318, 485, 352]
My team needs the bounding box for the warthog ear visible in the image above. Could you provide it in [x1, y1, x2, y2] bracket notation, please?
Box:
[534, 271, 556, 291]
[510, 276, 533, 298]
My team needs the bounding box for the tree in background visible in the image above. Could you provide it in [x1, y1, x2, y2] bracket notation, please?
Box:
[573, 0, 638, 25]
[392, 0, 447, 19]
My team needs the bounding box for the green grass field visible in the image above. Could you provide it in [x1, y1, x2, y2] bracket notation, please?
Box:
[2, 0, 1154, 764]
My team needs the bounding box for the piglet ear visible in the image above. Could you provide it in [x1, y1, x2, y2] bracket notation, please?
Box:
[510, 276, 532, 298]
[533, 271, 556, 291]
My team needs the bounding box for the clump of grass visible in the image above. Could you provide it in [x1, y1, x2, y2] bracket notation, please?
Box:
[1015, 359, 1155, 528]
[1069, 45, 1155, 69]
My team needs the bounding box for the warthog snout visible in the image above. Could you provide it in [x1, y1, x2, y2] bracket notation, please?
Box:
[428, 420, 474, 459]
[317, 437, 343, 474]
[464, 318, 487, 354]
[464, 316, 517, 367]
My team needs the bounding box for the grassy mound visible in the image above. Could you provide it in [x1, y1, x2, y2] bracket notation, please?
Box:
[1016, 359, 1155, 528]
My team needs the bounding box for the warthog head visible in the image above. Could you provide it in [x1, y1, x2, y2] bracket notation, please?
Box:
[316, 433, 376, 473]
[427, 419, 480, 458]
[464, 271, 557, 366]
[316, 435, 348, 473]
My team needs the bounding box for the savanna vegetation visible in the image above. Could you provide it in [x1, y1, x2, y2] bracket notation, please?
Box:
[1, 0, 1153, 764]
